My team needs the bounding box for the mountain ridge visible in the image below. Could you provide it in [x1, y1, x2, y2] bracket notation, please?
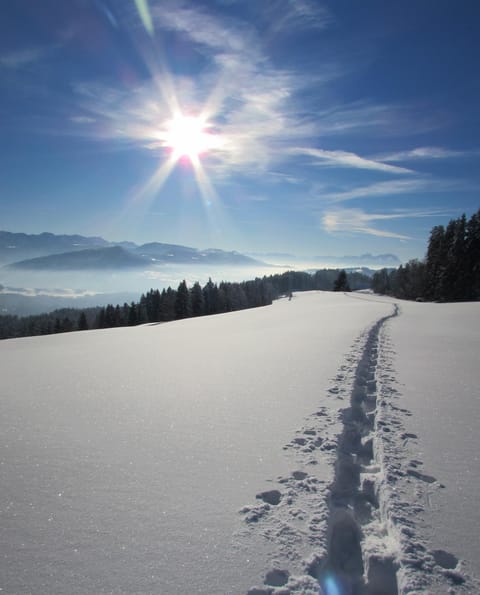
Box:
[0, 231, 262, 270]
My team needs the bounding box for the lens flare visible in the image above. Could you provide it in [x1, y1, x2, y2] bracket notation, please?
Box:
[321, 573, 341, 595]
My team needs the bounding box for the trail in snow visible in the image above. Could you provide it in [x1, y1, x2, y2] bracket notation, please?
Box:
[241, 302, 401, 594]
[241, 296, 480, 594]
[323, 305, 400, 595]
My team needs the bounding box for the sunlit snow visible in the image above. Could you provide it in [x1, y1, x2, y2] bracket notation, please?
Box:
[1, 292, 479, 594]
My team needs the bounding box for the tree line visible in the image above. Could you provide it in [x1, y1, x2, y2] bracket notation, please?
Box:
[95, 268, 367, 327]
[0, 307, 99, 340]
[372, 209, 480, 301]
[0, 269, 367, 339]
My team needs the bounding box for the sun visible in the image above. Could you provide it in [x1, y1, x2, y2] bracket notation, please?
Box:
[162, 113, 220, 162]
[131, 109, 225, 211]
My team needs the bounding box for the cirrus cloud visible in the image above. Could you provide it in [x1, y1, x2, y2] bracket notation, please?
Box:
[321, 207, 449, 239]
[290, 147, 414, 174]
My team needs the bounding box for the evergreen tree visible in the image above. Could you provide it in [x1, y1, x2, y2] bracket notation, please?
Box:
[122, 303, 131, 325]
[425, 224, 446, 300]
[160, 288, 176, 321]
[104, 304, 116, 327]
[202, 278, 218, 314]
[372, 268, 391, 294]
[128, 302, 138, 326]
[333, 270, 351, 292]
[61, 317, 73, 332]
[175, 280, 192, 319]
[78, 312, 88, 331]
[114, 305, 123, 326]
[190, 282, 204, 316]
[373, 210, 480, 302]
[466, 209, 480, 299]
[144, 289, 161, 322]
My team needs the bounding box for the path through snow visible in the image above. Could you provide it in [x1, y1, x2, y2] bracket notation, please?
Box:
[240, 294, 480, 594]
[241, 300, 402, 594]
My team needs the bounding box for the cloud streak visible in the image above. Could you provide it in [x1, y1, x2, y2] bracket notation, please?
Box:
[290, 147, 414, 174]
[322, 207, 448, 239]
[376, 146, 472, 162]
[13, 0, 473, 240]
[320, 178, 450, 203]
[152, 1, 258, 56]
[0, 47, 53, 69]
[267, 0, 331, 34]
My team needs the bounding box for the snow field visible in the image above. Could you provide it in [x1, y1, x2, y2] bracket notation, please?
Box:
[2, 291, 478, 594]
[0, 291, 391, 594]
[384, 299, 480, 593]
[346, 293, 480, 594]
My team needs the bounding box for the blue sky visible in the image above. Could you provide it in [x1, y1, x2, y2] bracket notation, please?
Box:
[1, 0, 479, 262]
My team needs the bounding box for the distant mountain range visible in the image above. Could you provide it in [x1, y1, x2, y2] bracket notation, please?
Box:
[247, 251, 401, 267]
[314, 253, 401, 266]
[1, 231, 401, 271]
[0, 231, 262, 270]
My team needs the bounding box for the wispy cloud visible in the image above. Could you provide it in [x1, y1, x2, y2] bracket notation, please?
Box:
[267, 0, 331, 33]
[152, 1, 258, 56]
[70, 1, 321, 175]
[314, 101, 445, 138]
[376, 146, 471, 162]
[321, 178, 446, 202]
[290, 147, 414, 174]
[18, 0, 462, 202]
[322, 207, 447, 239]
[0, 47, 51, 69]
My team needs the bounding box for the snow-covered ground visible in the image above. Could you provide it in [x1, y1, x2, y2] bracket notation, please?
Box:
[384, 298, 480, 592]
[1, 291, 479, 594]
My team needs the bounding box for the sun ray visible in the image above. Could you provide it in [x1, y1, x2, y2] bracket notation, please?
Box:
[133, 153, 177, 204]
[191, 155, 219, 207]
[105, 151, 178, 242]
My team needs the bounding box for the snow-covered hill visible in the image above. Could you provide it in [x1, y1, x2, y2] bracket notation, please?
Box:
[1, 292, 478, 594]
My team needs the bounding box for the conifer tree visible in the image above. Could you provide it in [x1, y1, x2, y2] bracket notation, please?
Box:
[466, 209, 480, 299]
[175, 280, 191, 319]
[78, 312, 88, 331]
[128, 302, 138, 326]
[190, 282, 204, 316]
[333, 270, 351, 292]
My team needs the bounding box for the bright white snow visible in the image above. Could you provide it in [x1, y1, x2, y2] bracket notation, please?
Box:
[1, 291, 479, 594]
[0, 292, 390, 594]
[386, 299, 480, 592]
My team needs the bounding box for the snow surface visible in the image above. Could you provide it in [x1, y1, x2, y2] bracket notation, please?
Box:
[1, 291, 479, 594]
[386, 298, 480, 592]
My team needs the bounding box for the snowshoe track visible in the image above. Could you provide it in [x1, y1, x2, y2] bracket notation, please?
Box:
[241, 300, 477, 594]
[321, 305, 401, 595]
[241, 305, 401, 593]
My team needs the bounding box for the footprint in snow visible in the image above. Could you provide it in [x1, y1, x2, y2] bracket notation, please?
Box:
[407, 469, 437, 484]
[264, 568, 289, 587]
[401, 432, 418, 440]
[291, 470, 308, 480]
[432, 549, 458, 570]
[256, 489, 282, 506]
